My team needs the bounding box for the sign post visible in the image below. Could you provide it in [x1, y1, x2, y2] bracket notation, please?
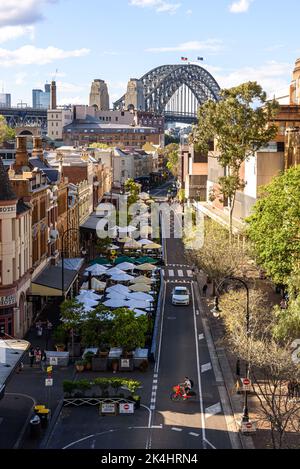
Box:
[242, 378, 252, 392]
[241, 420, 256, 434]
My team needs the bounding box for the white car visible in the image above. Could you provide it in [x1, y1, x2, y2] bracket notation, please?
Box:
[172, 286, 190, 306]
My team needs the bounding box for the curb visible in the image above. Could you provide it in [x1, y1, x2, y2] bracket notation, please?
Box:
[12, 394, 37, 449]
[195, 275, 255, 450]
[39, 398, 64, 449]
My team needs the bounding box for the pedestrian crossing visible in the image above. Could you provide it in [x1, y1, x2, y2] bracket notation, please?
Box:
[164, 265, 195, 280]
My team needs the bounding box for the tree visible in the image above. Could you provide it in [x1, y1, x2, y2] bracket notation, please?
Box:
[0, 116, 15, 144]
[124, 179, 141, 206]
[158, 144, 179, 178]
[247, 166, 300, 286]
[185, 219, 247, 294]
[60, 299, 85, 355]
[193, 82, 278, 239]
[110, 308, 148, 353]
[81, 306, 113, 349]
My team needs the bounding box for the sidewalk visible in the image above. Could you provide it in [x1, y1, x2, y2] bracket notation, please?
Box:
[0, 301, 74, 449]
[196, 271, 283, 450]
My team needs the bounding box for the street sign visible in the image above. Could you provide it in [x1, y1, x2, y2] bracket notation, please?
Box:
[45, 379, 53, 387]
[242, 378, 252, 392]
[47, 366, 53, 374]
[100, 403, 117, 415]
[50, 357, 58, 366]
[119, 403, 135, 414]
[241, 421, 256, 434]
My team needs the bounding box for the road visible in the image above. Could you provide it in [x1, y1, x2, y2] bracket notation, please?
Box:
[46, 183, 239, 450]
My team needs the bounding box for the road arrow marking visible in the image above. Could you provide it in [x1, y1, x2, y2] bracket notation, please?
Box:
[205, 403, 222, 419]
[201, 362, 212, 373]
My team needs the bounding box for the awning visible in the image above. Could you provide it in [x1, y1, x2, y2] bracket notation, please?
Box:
[31, 266, 78, 297]
[0, 339, 30, 391]
[57, 258, 84, 272]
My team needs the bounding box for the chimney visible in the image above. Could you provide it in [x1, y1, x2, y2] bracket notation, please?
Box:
[50, 80, 57, 110]
[32, 136, 44, 161]
[14, 136, 29, 172]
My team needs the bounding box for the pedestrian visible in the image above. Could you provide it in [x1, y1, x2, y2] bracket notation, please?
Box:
[202, 284, 208, 297]
[46, 320, 53, 331]
[29, 347, 35, 367]
[40, 350, 47, 372]
[35, 347, 42, 365]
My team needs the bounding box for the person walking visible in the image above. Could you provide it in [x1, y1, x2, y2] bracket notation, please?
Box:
[35, 347, 42, 366]
[29, 347, 35, 368]
[202, 284, 208, 297]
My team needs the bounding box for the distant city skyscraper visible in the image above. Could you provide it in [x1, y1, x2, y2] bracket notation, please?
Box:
[0, 93, 11, 108]
[32, 83, 51, 109]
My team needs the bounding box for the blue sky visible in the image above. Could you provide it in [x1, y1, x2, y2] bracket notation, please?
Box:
[0, 0, 299, 106]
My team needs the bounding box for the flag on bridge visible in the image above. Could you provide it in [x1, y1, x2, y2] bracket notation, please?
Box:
[181, 57, 188, 61]
[197, 57, 204, 61]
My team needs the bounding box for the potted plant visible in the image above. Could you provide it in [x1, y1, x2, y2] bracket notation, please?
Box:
[83, 352, 95, 371]
[53, 325, 67, 352]
[75, 360, 85, 373]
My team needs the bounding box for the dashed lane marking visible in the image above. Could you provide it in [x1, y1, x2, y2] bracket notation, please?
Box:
[199, 333, 204, 340]
[150, 405, 155, 410]
[168, 270, 175, 277]
[201, 362, 212, 373]
[171, 427, 183, 432]
[205, 403, 222, 419]
[189, 432, 200, 437]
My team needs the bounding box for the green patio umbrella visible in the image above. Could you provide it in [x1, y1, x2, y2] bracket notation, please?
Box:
[135, 257, 158, 265]
[114, 256, 137, 265]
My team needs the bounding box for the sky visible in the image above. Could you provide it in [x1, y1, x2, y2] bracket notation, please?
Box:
[0, 0, 299, 107]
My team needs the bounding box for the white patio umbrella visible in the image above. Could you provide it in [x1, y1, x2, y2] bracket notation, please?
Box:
[110, 273, 135, 282]
[106, 284, 130, 295]
[106, 267, 126, 276]
[116, 262, 136, 271]
[76, 291, 102, 301]
[128, 292, 154, 302]
[85, 264, 108, 276]
[133, 309, 148, 317]
[117, 225, 137, 234]
[143, 243, 162, 250]
[107, 244, 120, 251]
[127, 299, 154, 311]
[106, 292, 128, 301]
[103, 298, 129, 308]
[124, 240, 141, 250]
[139, 192, 150, 200]
[137, 239, 153, 245]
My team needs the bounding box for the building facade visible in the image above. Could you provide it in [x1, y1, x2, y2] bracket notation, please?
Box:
[0, 93, 11, 108]
[89, 79, 110, 111]
[32, 84, 51, 109]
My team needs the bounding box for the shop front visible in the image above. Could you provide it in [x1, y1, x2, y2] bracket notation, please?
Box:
[0, 291, 17, 337]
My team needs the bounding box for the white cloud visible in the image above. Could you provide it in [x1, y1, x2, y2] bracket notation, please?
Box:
[129, 0, 181, 14]
[0, 0, 58, 27]
[212, 61, 291, 95]
[58, 96, 84, 106]
[186, 9, 193, 16]
[15, 72, 28, 85]
[146, 39, 224, 53]
[0, 45, 90, 67]
[0, 25, 35, 43]
[229, 0, 253, 13]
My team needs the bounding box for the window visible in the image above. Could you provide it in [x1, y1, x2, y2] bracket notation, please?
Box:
[121, 111, 125, 116]
[116, 117, 118, 122]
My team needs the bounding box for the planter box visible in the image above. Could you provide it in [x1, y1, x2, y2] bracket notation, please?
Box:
[92, 357, 108, 372]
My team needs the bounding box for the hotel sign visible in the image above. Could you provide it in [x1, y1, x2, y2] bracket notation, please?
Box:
[0, 295, 17, 307]
[0, 206, 16, 214]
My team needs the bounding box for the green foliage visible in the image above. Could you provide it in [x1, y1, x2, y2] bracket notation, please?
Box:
[81, 306, 113, 348]
[95, 237, 111, 255]
[165, 134, 180, 145]
[110, 308, 148, 352]
[53, 325, 67, 345]
[89, 143, 111, 149]
[273, 298, 300, 344]
[161, 143, 179, 177]
[60, 299, 85, 332]
[63, 380, 77, 394]
[194, 81, 279, 235]
[247, 166, 300, 285]
[0, 116, 15, 144]
[124, 179, 141, 207]
[124, 380, 141, 395]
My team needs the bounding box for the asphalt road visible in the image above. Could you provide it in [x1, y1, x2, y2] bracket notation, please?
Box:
[46, 184, 238, 450]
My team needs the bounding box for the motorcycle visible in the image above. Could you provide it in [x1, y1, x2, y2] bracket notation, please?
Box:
[170, 384, 197, 401]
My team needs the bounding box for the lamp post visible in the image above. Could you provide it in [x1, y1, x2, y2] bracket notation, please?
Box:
[212, 277, 250, 424]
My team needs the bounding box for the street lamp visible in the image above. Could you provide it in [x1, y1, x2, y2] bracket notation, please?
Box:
[213, 277, 250, 424]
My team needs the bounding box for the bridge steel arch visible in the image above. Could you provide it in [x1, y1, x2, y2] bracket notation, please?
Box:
[114, 64, 220, 122]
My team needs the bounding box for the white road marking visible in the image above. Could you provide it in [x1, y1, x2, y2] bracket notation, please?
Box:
[196, 310, 200, 316]
[171, 427, 182, 432]
[189, 432, 200, 437]
[204, 438, 217, 450]
[191, 284, 207, 447]
[150, 405, 155, 410]
[152, 380, 158, 384]
[205, 402, 222, 419]
[168, 270, 174, 277]
[178, 270, 184, 277]
[151, 425, 163, 429]
[187, 270, 193, 277]
[199, 333, 204, 341]
[201, 362, 212, 373]
[152, 386, 158, 391]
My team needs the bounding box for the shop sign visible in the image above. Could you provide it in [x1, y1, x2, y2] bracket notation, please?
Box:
[0, 206, 16, 214]
[100, 403, 117, 415]
[0, 295, 17, 307]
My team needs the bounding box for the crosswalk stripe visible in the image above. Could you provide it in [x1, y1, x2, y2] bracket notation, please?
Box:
[168, 270, 174, 277]
[187, 270, 193, 277]
[201, 362, 212, 373]
[178, 270, 184, 277]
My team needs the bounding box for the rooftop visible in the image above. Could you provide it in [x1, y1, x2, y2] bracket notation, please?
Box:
[0, 339, 30, 389]
[0, 157, 17, 202]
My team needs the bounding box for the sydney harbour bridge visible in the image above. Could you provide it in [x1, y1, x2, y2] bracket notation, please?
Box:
[114, 64, 220, 124]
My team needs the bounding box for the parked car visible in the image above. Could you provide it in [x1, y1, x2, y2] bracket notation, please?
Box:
[171, 286, 190, 306]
